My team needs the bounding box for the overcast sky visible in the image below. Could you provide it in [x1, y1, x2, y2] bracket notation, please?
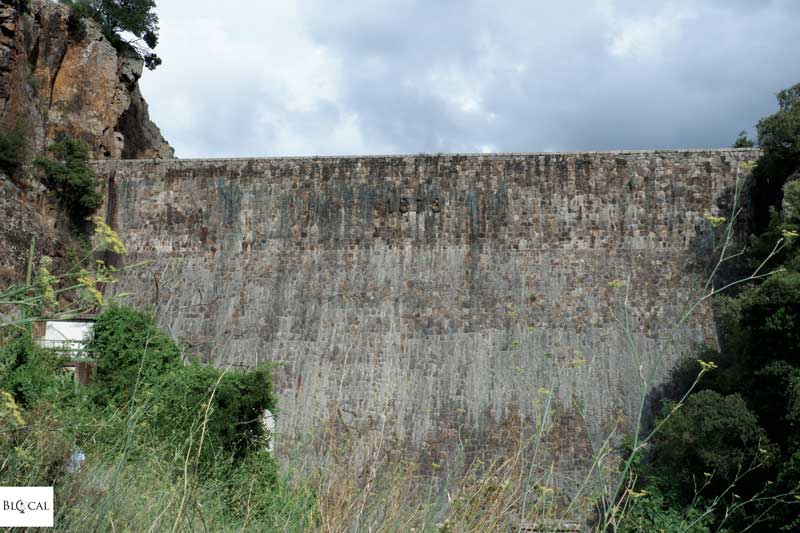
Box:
[138, 0, 800, 158]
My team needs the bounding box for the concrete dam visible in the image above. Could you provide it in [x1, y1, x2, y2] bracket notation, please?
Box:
[93, 148, 758, 473]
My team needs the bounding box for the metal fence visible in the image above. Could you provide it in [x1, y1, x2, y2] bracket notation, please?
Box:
[36, 339, 91, 355]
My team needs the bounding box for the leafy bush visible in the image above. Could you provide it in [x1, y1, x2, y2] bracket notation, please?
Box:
[618, 487, 714, 533]
[641, 83, 800, 531]
[34, 136, 101, 223]
[749, 82, 800, 233]
[0, 124, 29, 176]
[770, 450, 800, 531]
[89, 305, 277, 469]
[649, 391, 773, 495]
[738, 271, 800, 368]
[783, 179, 800, 223]
[733, 130, 755, 148]
[1, 240, 289, 528]
[146, 362, 277, 468]
[89, 305, 182, 405]
[0, 332, 67, 408]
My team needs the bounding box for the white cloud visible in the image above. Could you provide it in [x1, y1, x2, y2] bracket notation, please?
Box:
[606, 3, 697, 61]
[137, 0, 800, 158]
[140, 0, 346, 157]
[427, 67, 484, 114]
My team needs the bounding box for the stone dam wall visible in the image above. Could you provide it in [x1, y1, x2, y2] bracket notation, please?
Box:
[93, 149, 758, 475]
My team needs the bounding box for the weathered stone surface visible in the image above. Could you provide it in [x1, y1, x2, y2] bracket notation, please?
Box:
[0, 0, 172, 159]
[94, 148, 759, 478]
[0, 171, 70, 286]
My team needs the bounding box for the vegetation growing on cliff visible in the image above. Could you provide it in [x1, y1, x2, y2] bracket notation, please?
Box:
[0, 123, 29, 177]
[63, 0, 162, 70]
[34, 136, 101, 224]
[748, 83, 800, 234]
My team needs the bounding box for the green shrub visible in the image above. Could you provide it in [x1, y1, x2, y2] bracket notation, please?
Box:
[650, 391, 773, 496]
[783, 179, 800, 223]
[34, 137, 101, 223]
[0, 332, 67, 408]
[89, 305, 277, 468]
[733, 130, 755, 148]
[146, 361, 277, 468]
[0, 294, 289, 529]
[648, 84, 800, 527]
[89, 305, 182, 405]
[738, 271, 800, 368]
[749, 82, 800, 233]
[769, 450, 800, 531]
[218, 450, 320, 528]
[747, 361, 800, 455]
[0, 124, 29, 176]
[618, 487, 714, 533]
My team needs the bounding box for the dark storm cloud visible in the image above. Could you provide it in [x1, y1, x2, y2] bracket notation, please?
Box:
[140, 0, 800, 157]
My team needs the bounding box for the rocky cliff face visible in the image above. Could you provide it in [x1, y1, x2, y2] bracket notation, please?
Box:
[0, 0, 172, 159]
[0, 169, 69, 285]
[0, 0, 172, 284]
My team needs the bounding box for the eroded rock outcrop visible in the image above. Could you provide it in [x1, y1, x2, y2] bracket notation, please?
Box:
[0, 169, 69, 286]
[0, 0, 172, 159]
[0, 0, 172, 281]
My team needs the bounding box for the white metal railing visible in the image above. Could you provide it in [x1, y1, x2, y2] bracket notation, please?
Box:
[36, 339, 90, 354]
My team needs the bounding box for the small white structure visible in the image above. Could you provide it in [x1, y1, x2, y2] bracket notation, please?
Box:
[34, 318, 96, 385]
[36, 319, 94, 354]
[262, 409, 275, 453]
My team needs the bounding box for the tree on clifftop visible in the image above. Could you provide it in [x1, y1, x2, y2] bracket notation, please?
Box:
[733, 130, 755, 148]
[65, 0, 162, 70]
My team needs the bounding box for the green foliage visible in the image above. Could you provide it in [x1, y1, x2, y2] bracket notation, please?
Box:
[761, 84, 800, 154]
[750, 82, 800, 232]
[738, 271, 800, 367]
[733, 130, 755, 148]
[652, 348, 727, 404]
[0, 123, 29, 176]
[215, 451, 319, 528]
[746, 208, 798, 273]
[146, 361, 277, 468]
[0, 332, 67, 408]
[64, 0, 162, 70]
[650, 391, 773, 494]
[618, 487, 714, 533]
[34, 136, 101, 223]
[771, 450, 800, 531]
[0, 301, 294, 530]
[88, 305, 277, 472]
[89, 305, 182, 405]
[783, 179, 800, 223]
